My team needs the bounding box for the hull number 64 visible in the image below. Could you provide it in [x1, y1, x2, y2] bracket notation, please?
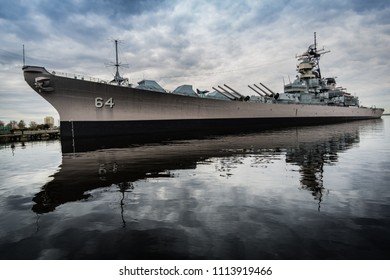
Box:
[95, 97, 115, 108]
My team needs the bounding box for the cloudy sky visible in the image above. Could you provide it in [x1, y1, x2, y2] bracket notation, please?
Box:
[0, 0, 389, 124]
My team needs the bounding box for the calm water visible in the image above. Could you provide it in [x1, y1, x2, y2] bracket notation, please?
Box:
[0, 118, 389, 260]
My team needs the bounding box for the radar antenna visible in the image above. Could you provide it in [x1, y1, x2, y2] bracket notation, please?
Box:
[311, 32, 330, 79]
[297, 32, 330, 79]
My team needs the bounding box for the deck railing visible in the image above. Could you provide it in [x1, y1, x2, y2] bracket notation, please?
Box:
[50, 70, 109, 84]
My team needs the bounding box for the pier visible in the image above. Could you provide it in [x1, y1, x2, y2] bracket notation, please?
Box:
[0, 129, 60, 143]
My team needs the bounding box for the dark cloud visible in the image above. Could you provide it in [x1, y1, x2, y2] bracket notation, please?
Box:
[0, 0, 28, 20]
[348, 0, 389, 12]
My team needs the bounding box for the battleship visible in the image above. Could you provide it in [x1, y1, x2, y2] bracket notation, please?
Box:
[23, 33, 384, 142]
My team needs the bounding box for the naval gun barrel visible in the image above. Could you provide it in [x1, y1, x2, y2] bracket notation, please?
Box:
[259, 82, 276, 95]
[223, 84, 250, 101]
[219, 85, 250, 101]
[212, 87, 236, 100]
[253, 84, 270, 97]
[248, 85, 265, 96]
[223, 84, 243, 98]
[218, 85, 241, 99]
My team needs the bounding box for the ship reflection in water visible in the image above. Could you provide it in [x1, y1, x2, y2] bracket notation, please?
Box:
[2, 119, 390, 260]
[34, 124, 360, 215]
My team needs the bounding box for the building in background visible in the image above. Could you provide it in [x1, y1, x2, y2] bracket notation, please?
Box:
[44, 116, 54, 128]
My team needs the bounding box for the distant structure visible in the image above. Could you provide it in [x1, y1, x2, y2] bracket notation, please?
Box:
[44, 116, 54, 128]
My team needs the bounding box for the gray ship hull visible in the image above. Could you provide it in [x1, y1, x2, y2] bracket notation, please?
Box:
[23, 66, 384, 141]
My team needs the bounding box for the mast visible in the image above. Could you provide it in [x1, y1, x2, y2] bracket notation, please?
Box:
[114, 39, 120, 82]
[109, 39, 128, 85]
[22, 44, 25, 67]
[296, 33, 329, 80]
[314, 32, 321, 79]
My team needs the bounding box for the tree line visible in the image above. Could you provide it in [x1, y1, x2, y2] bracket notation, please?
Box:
[0, 120, 51, 130]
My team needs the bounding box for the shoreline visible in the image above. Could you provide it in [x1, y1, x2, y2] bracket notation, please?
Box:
[0, 129, 60, 144]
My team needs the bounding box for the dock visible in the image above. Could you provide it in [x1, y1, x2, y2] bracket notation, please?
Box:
[0, 129, 60, 143]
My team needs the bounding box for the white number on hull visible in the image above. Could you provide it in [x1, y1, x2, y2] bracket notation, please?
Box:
[95, 97, 115, 108]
